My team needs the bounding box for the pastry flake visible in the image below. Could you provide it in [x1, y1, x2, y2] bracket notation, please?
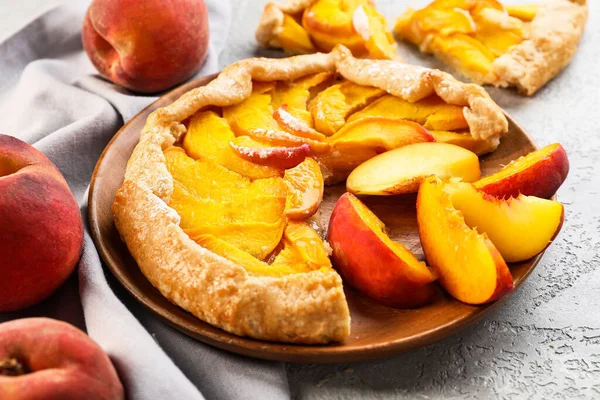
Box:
[394, 0, 588, 95]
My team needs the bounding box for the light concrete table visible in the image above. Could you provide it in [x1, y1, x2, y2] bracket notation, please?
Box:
[4, 1, 600, 398]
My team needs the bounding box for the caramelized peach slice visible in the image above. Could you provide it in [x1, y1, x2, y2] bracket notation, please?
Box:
[272, 73, 333, 108]
[347, 142, 481, 195]
[308, 81, 386, 135]
[223, 89, 280, 136]
[275, 14, 316, 54]
[347, 94, 469, 131]
[194, 234, 297, 276]
[329, 193, 437, 308]
[506, 4, 538, 22]
[330, 117, 434, 152]
[352, 4, 397, 59]
[302, 0, 369, 54]
[229, 136, 309, 169]
[474, 143, 569, 199]
[247, 128, 330, 153]
[417, 176, 514, 304]
[475, 30, 523, 57]
[165, 147, 286, 259]
[445, 181, 564, 262]
[284, 157, 324, 220]
[430, 130, 496, 155]
[394, 7, 476, 45]
[183, 111, 282, 179]
[430, 33, 495, 74]
[273, 105, 328, 141]
[274, 221, 332, 270]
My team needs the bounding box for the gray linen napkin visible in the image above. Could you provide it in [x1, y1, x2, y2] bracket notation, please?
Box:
[0, 2, 290, 399]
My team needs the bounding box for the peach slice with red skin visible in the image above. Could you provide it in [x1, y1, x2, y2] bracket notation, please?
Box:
[229, 136, 310, 169]
[445, 181, 564, 262]
[474, 143, 569, 199]
[284, 157, 324, 220]
[347, 142, 481, 196]
[329, 193, 437, 308]
[417, 176, 514, 304]
[330, 117, 435, 152]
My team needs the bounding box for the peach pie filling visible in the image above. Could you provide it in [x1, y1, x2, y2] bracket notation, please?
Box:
[166, 75, 482, 276]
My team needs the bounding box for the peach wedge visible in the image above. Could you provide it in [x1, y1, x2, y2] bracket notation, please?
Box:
[445, 181, 564, 262]
[347, 142, 481, 196]
[474, 143, 569, 199]
[229, 136, 310, 169]
[329, 193, 437, 308]
[417, 176, 514, 304]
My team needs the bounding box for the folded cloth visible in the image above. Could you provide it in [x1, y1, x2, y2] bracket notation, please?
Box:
[0, 1, 290, 399]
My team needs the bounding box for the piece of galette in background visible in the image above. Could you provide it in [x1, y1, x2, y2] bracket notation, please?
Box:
[394, 0, 588, 95]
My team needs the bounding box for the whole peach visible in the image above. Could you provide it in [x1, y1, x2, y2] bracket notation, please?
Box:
[0, 135, 84, 312]
[0, 318, 124, 400]
[82, 0, 209, 93]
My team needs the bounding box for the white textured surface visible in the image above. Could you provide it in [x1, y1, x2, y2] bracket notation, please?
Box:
[3, 0, 599, 398]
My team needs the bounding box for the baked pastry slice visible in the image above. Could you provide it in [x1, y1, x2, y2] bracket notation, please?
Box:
[394, 0, 588, 95]
[256, 0, 399, 60]
[112, 45, 508, 343]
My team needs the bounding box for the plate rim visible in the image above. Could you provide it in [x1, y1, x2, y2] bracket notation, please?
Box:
[88, 74, 548, 364]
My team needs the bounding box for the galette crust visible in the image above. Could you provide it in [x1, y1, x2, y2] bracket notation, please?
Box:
[113, 45, 507, 343]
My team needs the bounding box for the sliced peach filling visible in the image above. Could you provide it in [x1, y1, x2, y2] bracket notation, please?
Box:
[183, 111, 282, 179]
[394, 0, 535, 78]
[164, 147, 286, 260]
[275, 14, 316, 54]
[308, 81, 386, 135]
[299, 0, 395, 59]
[172, 74, 491, 276]
[192, 222, 331, 277]
[284, 157, 324, 220]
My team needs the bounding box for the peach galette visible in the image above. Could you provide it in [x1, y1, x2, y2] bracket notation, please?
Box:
[394, 0, 588, 95]
[113, 45, 566, 344]
[256, 0, 398, 60]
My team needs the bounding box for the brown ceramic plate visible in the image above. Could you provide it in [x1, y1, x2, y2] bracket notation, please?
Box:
[89, 74, 554, 364]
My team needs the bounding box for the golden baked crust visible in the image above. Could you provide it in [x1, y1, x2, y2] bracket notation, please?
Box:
[492, 0, 588, 95]
[112, 46, 508, 343]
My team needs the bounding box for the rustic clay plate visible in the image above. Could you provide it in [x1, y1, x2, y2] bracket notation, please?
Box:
[89, 74, 554, 363]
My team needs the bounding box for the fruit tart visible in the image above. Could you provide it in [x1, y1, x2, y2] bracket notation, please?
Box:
[394, 0, 588, 95]
[256, 0, 399, 60]
[112, 45, 508, 343]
